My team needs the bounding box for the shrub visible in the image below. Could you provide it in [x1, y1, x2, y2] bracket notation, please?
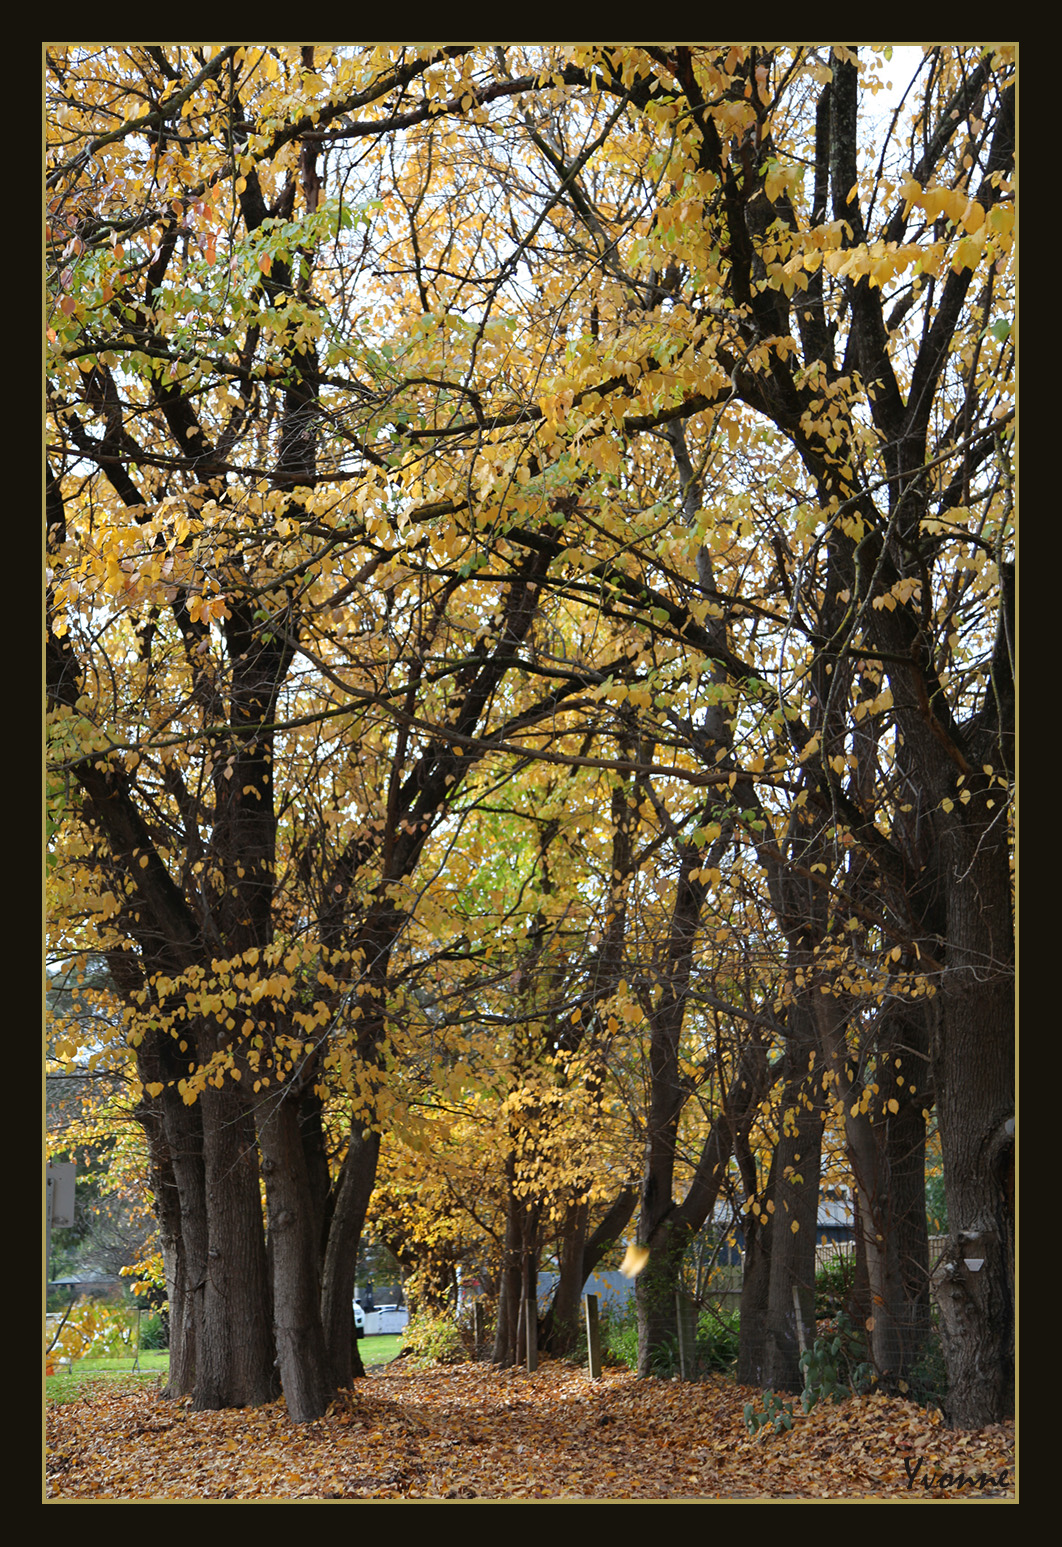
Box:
[925, 1172, 948, 1235]
[140, 1311, 169, 1350]
[815, 1252, 856, 1319]
[800, 1312, 874, 1410]
[904, 1329, 948, 1411]
[600, 1302, 639, 1370]
[744, 1390, 794, 1437]
[595, 1301, 740, 1378]
[696, 1306, 740, 1373]
[400, 1311, 466, 1367]
[47, 1296, 136, 1362]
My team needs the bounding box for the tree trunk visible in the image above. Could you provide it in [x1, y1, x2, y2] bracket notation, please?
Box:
[737, 1181, 773, 1388]
[761, 1010, 825, 1393]
[541, 1185, 637, 1355]
[194, 1084, 276, 1409]
[258, 1093, 333, 1422]
[321, 1124, 381, 1390]
[816, 992, 931, 1386]
[492, 1159, 540, 1367]
[135, 1072, 206, 1399]
[635, 1220, 688, 1377]
[540, 1196, 588, 1357]
[933, 813, 1014, 1425]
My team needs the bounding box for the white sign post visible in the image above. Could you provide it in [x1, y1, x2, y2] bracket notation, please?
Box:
[46, 1163, 76, 1285]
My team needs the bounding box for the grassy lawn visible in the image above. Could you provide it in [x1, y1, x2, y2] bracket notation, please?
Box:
[47, 1340, 403, 1403]
[46, 1353, 169, 1404]
[362, 1334, 403, 1366]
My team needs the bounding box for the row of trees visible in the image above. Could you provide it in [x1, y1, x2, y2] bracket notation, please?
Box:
[47, 44, 1014, 1427]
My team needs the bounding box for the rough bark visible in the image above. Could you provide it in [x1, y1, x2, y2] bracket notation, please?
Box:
[194, 1084, 276, 1409]
[931, 812, 1014, 1424]
[736, 1159, 774, 1388]
[257, 1093, 333, 1422]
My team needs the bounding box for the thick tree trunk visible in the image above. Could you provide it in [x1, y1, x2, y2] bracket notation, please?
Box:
[135, 1070, 206, 1399]
[195, 1085, 276, 1409]
[635, 1221, 688, 1377]
[141, 1110, 192, 1397]
[817, 993, 931, 1386]
[155, 1139, 198, 1398]
[156, 1090, 208, 1400]
[863, 1003, 932, 1385]
[933, 816, 1014, 1425]
[258, 1094, 333, 1422]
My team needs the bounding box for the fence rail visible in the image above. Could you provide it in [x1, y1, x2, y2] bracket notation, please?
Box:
[702, 1237, 949, 1310]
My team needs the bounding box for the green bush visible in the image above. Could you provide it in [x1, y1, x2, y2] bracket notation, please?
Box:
[600, 1302, 639, 1370]
[595, 1301, 740, 1377]
[800, 1312, 874, 1411]
[140, 1312, 169, 1350]
[815, 1253, 856, 1318]
[48, 1296, 136, 1362]
[904, 1329, 948, 1410]
[744, 1390, 794, 1437]
[400, 1311, 466, 1367]
[696, 1306, 740, 1373]
[925, 1172, 948, 1235]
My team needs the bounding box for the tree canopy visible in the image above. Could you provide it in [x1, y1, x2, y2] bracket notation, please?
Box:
[47, 44, 1014, 1428]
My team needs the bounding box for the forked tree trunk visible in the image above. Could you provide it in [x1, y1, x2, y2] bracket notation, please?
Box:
[542, 1185, 638, 1355]
[540, 1197, 589, 1357]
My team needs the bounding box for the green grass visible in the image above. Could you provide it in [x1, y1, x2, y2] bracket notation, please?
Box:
[47, 1339, 403, 1404]
[46, 1354, 169, 1404]
[362, 1333, 403, 1366]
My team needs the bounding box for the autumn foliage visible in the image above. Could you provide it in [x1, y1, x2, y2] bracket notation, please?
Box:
[47, 45, 1014, 1432]
[46, 1362, 1014, 1500]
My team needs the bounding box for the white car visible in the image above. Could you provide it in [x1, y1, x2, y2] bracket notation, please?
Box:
[353, 1300, 365, 1338]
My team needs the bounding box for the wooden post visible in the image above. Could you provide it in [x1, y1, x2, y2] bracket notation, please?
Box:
[676, 1290, 688, 1380]
[523, 1296, 538, 1372]
[792, 1283, 808, 1357]
[584, 1293, 602, 1379]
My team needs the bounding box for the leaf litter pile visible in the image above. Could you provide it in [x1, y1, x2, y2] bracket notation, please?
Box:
[47, 1359, 1014, 1501]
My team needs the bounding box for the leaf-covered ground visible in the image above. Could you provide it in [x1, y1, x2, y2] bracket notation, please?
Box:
[46, 1359, 1014, 1502]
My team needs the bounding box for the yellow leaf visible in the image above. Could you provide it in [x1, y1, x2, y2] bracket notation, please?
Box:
[619, 1243, 650, 1278]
